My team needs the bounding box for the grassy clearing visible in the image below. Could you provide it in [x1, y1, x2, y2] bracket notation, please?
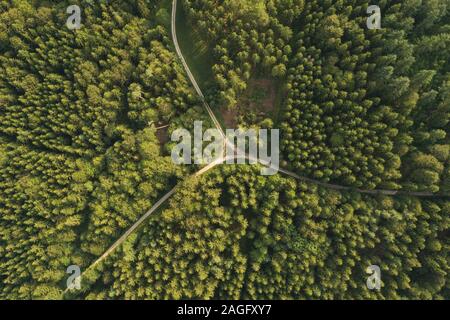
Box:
[272, 80, 287, 127]
[175, 4, 215, 90]
[174, 2, 228, 128]
[174, 6, 286, 130]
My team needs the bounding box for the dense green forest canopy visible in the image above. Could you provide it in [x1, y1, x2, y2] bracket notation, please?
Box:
[0, 0, 448, 300]
[182, 0, 450, 193]
[76, 165, 449, 299]
[0, 0, 195, 299]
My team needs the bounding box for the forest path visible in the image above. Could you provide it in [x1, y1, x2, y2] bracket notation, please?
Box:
[171, 0, 446, 198]
[171, 0, 225, 140]
[62, 156, 231, 297]
[63, 0, 447, 298]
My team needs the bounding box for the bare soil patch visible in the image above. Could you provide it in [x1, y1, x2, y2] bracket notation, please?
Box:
[222, 107, 238, 128]
[246, 79, 276, 115]
[156, 126, 169, 147]
[220, 78, 277, 128]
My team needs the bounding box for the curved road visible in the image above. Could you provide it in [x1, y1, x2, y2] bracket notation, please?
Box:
[170, 0, 447, 198]
[63, 0, 448, 298]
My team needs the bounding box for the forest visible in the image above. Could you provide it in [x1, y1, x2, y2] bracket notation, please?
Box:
[78, 165, 449, 299]
[0, 0, 448, 300]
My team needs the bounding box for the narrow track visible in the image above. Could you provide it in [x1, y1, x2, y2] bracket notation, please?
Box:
[171, 0, 447, 198]
[63, 0, 447, 298]
[62, 156, 229, 296]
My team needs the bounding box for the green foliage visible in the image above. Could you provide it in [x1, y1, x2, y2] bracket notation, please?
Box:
[182, 0, 297, 110]
[0, 0, 194, 299]
[0, 0, 448, 301]
[82, 166, 449, 299]
[182, 0, 449, 193]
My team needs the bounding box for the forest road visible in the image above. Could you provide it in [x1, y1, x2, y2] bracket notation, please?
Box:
[62, 155, 230, 297]
[63, 0, 448, 299]
[170, 0, 446, 198]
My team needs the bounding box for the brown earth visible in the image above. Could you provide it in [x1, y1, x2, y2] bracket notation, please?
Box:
[220, 78, 276, 128]
[156, 126, 169, 146]
[248, 78, 276, 115]
[222, 107, 238, 128]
